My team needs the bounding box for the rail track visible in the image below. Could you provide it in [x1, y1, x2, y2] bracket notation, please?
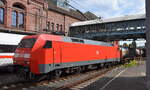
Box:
[0, 65, 120, 90]
[0, 57, 144, 90]
[0, 73, 26, 89]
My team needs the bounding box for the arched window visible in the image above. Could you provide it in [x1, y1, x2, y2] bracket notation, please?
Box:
[56, 24, 59, 31]
[0, 0, 5, 24]
[60, 24, 63, 32]
[51, 23, 54, 32]
[47, 22, 50, 30]
[18, 12, 24, 27]
[12, 3, 25, 28]
[12, 11, 17, 27]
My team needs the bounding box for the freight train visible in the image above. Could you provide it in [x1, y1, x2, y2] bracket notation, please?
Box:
[13, 34, 121, 80]
[0, 32, 25, 71]
[120, 42, 144, 60]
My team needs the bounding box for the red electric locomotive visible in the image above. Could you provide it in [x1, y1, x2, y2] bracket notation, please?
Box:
[13, 34, 120, 80]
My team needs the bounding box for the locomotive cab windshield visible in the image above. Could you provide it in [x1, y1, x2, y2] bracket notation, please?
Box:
[18, 38, 37, 48]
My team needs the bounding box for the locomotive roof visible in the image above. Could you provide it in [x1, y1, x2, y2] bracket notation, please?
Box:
[37, 34, 113, 46]
[63, 37, 113, 46]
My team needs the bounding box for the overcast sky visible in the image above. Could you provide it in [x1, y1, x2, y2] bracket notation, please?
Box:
[69, 0, 145, 18]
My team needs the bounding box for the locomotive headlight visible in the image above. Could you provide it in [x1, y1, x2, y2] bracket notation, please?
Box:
[25, 61, 30, 64]
[24, 54, 30, 58]
[13, 60, 17, 63]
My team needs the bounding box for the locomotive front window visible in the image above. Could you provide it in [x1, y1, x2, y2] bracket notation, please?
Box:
[18, 38, 37, 48]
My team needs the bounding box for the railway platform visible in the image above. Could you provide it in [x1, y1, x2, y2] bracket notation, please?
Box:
[79, 61, 147, 90]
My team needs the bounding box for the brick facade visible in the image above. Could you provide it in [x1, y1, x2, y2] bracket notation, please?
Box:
[0, 0, 84, 35]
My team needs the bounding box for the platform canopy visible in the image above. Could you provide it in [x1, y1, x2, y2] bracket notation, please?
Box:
[71, 14, 145, 27]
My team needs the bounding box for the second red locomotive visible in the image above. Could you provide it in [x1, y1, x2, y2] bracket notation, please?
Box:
[13, 34, 120, 80]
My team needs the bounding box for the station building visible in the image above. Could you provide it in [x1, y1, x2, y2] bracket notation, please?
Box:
[0, 0, 97, 66]
[0, 0, 97, 35]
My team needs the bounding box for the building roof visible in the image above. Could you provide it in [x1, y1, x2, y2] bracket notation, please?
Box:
[71, 14, 145, 27]
[47, 0, 98, 21]
[84, 11, 98, 20]
[48, 0, 86, 21]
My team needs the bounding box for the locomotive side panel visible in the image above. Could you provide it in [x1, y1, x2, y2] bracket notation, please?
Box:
[110, 47, 120, 59]
[59, 42, 116, 68]
[32, 38, 54, 74]
[53, 41, 62, 66]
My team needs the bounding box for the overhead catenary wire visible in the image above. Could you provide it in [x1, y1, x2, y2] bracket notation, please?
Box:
[70, 0, 88, 12]
[65, 1, 89, 20]
[69, 0, 97, 16]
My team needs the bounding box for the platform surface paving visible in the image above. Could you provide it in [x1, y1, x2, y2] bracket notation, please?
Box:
[81, 62, 147, 90]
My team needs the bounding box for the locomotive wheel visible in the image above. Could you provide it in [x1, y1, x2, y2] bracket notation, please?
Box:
[97, 63, 104, 69]
[105, 63, 110, 68]
[54, 70, 62, 78]
[16, 69, 32, 81]
[76, 67, 82, 74]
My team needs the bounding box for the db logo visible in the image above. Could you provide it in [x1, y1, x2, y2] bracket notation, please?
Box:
[96, 51, 100, 55]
